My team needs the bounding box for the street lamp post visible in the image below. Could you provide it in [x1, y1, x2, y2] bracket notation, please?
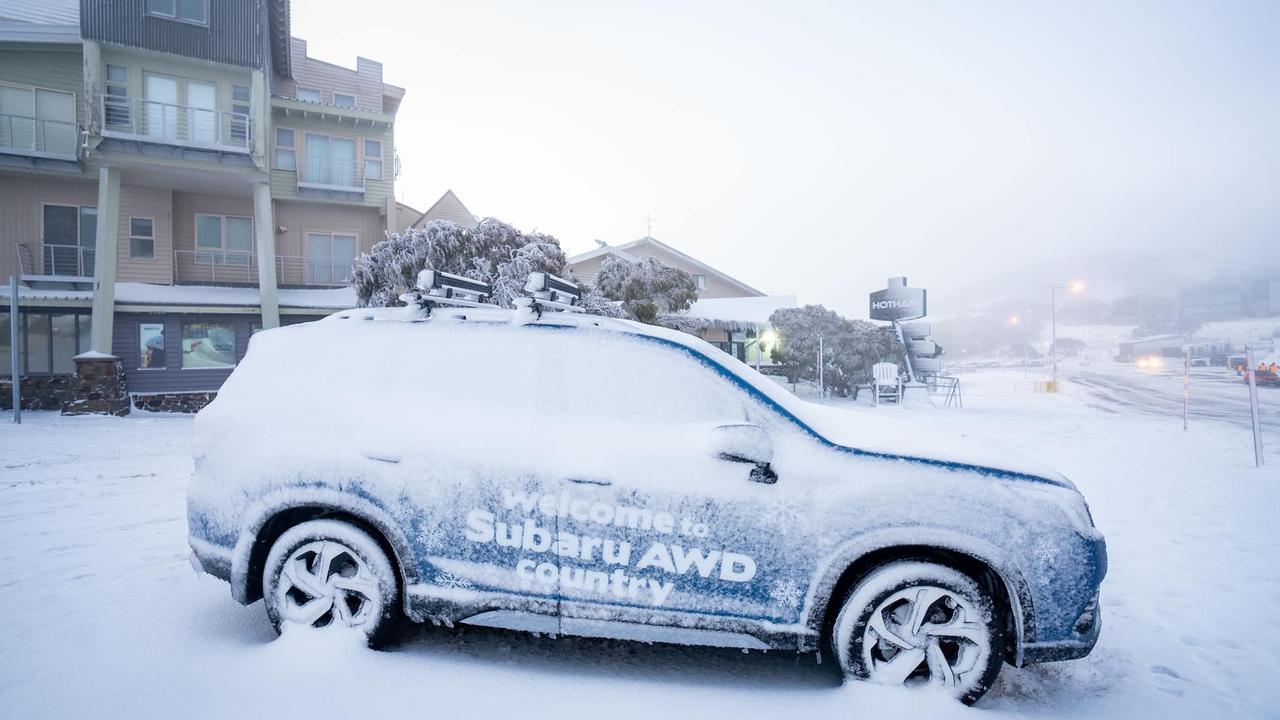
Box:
[1051, 281, 1084, 385]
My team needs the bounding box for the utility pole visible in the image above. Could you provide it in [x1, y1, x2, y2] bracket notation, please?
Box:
[1182, 348, 1189, 432]
[1245, 344, 1264, 467]
[9, 276, 20, 424]
[817, 336, 824, 401]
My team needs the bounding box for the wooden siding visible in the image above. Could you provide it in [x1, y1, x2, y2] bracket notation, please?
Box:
[0, 48, 87, 126]
[268, 113, 394, 208]
[272, 37, 386, 112]
[98, 45, 256, 130]
[116, 186, 173, 284]
[81, 0, 267, 70]
[273, 199, 384, 285]
[0, 173, 98, 280]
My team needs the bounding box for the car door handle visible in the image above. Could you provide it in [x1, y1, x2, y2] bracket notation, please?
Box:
[567, 477, 612, 486]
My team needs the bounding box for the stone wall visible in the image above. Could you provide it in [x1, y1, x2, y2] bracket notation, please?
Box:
[62, 356, 130, 416]
[0, 375, 74, 410]
[132, 392, 217, 413]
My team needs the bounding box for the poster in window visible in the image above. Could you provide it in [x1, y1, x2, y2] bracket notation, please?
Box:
[139, 323, 166, 369]
[182, 322, 236, 369]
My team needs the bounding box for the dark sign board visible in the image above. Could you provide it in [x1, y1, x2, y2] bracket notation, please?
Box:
[869, 277, 927, 322]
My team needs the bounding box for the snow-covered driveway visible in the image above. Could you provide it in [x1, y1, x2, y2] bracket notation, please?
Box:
[1, 371, 1277, 718]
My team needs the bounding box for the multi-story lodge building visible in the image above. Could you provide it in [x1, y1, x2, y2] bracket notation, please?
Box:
[0, 0, 421, 410]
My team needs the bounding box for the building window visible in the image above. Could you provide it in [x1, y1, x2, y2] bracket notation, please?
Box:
[0, 84, 77, 157]
[146, 0, 207, 24]
[129, 217, 155, 259]
[41, 204, 96, 276]
[274, 127, 295, 170]
[306, 232, 358, 285]
[104, 65, 130, 127]
[694, 274, 706, 290]
[195, 214, 252, 266]
[333, 93, 355, 109]
[139, 322, 166, 369]
[146, 0, 206, 24]
[181, 322, 236, 369]
[5, 311, 90, 375]
[363, 139, 382, 180]
[230, 84, 251, 144]
[303, 133, 357, 187]
[296, 87, 321, 103]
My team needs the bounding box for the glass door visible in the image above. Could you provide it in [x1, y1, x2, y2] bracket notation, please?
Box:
[0, 85, 35, 151]
[186, 81, 217, 145]
[144, 74, 179, 140]
[306, 232, 332, 284]
[304, 133, 328, 184]
[331, 137, 355, 187]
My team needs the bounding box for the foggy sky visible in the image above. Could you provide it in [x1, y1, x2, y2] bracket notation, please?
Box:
[294, 0, 1280, 318]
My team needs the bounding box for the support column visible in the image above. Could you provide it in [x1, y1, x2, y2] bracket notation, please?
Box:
[253, 181, 280, 329]
[88, 165, 120, 354]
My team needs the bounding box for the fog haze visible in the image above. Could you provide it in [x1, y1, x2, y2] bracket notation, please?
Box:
[295, 0, 1280, 317]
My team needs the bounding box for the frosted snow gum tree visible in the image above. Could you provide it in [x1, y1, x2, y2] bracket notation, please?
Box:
[768, 305, 903, 396]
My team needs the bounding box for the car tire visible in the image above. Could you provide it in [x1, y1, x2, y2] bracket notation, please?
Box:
[262, 519, 403, 648]
[831, 560, 1005, 705]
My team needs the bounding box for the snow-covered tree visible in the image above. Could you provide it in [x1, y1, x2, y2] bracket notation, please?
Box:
[353, 218, 614, 311]
[768, 305, 903, 396]
[593, 255, 699, 325]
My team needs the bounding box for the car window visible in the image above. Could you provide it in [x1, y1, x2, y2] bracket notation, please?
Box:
[554, 330, 750, 425]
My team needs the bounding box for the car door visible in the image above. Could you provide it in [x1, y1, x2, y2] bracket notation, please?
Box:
[543, 330, 823, 641]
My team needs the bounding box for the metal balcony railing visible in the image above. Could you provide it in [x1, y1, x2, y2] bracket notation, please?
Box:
[173, 250, 354, 287]
[297, 157, 363, 192]
[101, 96, 252, 153]
[0, 113, 79, 161]
[16, 243, 94, 279]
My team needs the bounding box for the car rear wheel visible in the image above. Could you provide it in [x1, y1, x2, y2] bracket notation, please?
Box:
[263, 519, 402, 647]
[831, 560, 1004, 705]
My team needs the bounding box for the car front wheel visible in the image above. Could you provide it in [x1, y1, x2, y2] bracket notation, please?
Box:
[262, 519, 402, 646]
[831, 560, 1005, 704]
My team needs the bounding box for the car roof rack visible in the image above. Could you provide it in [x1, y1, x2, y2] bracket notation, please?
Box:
[515, 271, 584, 321]
[401, 269, 493, 316]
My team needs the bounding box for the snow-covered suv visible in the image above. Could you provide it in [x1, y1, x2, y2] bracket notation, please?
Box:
[187, 275, 1105, 704]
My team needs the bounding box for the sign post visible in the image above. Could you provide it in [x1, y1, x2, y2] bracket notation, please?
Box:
[869, 277, 928, 382]
[9, 276, 19, 424]
[1182, 348, 1189, 432]
[1245, 344, 1264, 467]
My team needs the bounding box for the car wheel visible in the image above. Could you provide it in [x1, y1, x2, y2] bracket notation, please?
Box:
[831, 560, 1005, 705]
[263, 519, 402, 647]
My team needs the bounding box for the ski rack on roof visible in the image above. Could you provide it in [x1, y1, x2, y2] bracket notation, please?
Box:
[401, 269, 493, 316]
[516, 271, 584, 319]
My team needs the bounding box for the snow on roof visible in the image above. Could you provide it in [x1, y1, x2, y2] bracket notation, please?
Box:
[567, 237, 767, 297]
[682, 295, 797, 328]
[18, 283, 357, 310]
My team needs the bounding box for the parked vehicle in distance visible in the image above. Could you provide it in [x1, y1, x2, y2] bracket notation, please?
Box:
[187, 273, 1106, 705]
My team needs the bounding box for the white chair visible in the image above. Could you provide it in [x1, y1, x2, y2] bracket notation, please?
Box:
[871, 362, 902, 406]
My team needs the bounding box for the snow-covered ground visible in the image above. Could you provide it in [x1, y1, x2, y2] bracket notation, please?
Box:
[1, 371, 1277, 718]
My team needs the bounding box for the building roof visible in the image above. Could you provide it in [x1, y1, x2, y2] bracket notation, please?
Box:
[683, 295, 797, 329]
[19, 282, 356, 312]
[0, 0, 78, 25]
[407, 189, 478, 228]
[567, 236, 766, 297]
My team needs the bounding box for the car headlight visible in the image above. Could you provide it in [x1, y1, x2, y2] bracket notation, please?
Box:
[1013, 484, 1096, 533]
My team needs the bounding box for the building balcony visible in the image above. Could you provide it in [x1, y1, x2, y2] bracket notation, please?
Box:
[173, 249, 352, 287]
[16, 242, 94, 283]
[296, 157, 364, 193]
[0, 113, 79, 161]
[100, 96, 252, 154]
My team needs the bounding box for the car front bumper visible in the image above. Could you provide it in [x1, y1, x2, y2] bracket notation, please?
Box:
[188, 536, 233, 582]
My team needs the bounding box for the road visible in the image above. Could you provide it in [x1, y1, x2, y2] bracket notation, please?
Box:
[1066, 363, 1278, 433]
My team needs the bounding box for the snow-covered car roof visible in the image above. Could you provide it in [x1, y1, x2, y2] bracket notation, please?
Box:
[322, 305, 1071, 488]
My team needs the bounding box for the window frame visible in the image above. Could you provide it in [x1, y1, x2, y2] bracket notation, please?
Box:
[301, 131, 360, 188]
[295, 87, 322, 103]
[274, 127, 296, 171]
[304, 230, 360, 285]
[129, 216, 156, 260]
[145, 0, 209, 26]
[363, 138, 383, 180]
[193, 213, 254, 266]
[7, 310, 91, 376]
[180, 321, 238, 370]
[0, 81, 78, 157]
[333, 93, 356, 109]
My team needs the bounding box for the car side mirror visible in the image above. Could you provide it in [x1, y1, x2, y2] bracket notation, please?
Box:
[711, 423, 777, 484]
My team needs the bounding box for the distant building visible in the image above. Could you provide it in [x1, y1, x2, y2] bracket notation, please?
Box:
[1116, 334, 1185, 362]
[567, 236, 794, 365]
[396, 189, 478, 230]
